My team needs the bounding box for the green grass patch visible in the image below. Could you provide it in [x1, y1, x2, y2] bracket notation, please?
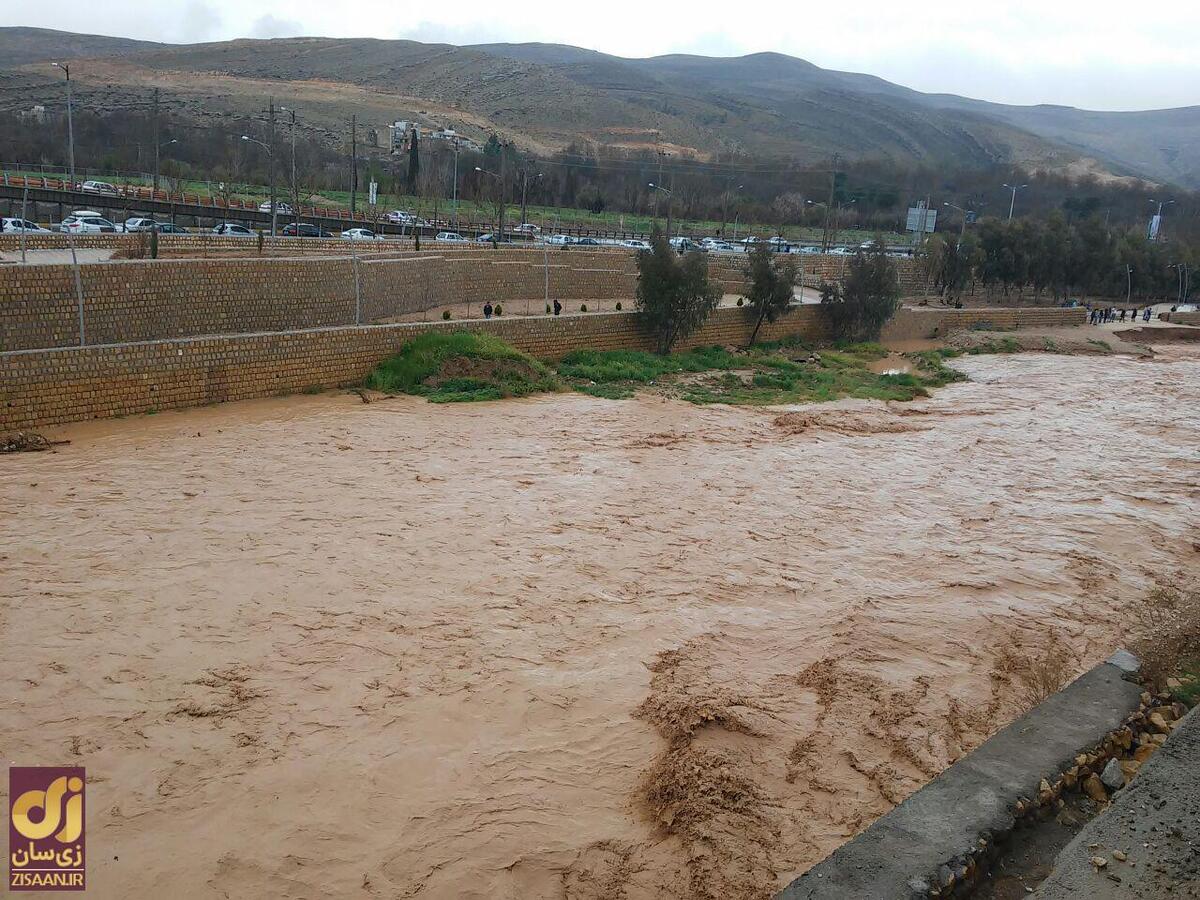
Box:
[560, 342, 952, 407]
[1172, 658, 1200, 707]
[908, 349, 969, 386]
[1087, 339, 1113, 352]
[365, 332, 562, 403]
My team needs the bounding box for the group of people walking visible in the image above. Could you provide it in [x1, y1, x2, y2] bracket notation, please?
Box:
[1089, 306, 1152, 325]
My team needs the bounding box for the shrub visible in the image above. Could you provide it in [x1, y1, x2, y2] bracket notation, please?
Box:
[364, 332, 561, 403]
[546, 303, 552, 314]
[744, 243, 798, 345]
[820, 246, 900, 342]
[615, 302, 623, 311]
[580, 303, 588, 312]
[442, 310, 452, 320]
[635, 226, 721, 353]
[736, 297, 744, 306]
[494, 304, 503, 316]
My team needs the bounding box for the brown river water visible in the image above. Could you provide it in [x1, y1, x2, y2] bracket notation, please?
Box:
[3, 349, 1198, 899]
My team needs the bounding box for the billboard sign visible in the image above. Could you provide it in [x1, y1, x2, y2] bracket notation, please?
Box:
[906, 206, 937, 233]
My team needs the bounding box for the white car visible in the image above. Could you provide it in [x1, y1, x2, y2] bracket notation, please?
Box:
[60, 211, 117, 233]
[828, 247, 853, 255]
[705, 240, 736, 253]
[622, 239, 651, 250]
[514, 223, 541, 234]
[259, 201, 293, 215]
[386, 210, 414, 224]
[435, 231, 468, 243]
[1, 217, 51, 233]
[123, 217, 160, 232]
[212, 223, 256, 236]
[793, 245, 822, 254]
[80, 180, 119, 195]
[341, 228, 380, 240]
[546, 234, 576, 246]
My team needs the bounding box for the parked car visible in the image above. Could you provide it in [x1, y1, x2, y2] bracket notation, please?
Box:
[1, 217, 51, 233]
[154, 222, 189, 234]
[475, 232, 514, 244]
[828, 246, 853, 256]
[60, 211, 118, 233]
[122, 217, 160, 232]
[669, 236, 702, 253]
[546, 234, 576, 246]
[575, 237, 601, 246]
[258, 201, 294, 215]
[80, 180, 119, 196]
[621, 239, 652, 250]
[435, 231, 468, 243]
[386, 210, 413, 224]
[212, 223, 256, 236]
[793, 245, 822, 255]
[341, 228, 380, 240]
[282, 222, 333, 238]
[514, 223, 541, 234]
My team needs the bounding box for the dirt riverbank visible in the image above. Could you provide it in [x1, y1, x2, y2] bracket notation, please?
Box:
[3, 349, 1198, 899]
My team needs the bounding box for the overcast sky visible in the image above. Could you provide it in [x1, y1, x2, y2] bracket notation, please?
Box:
[5, 0, 1198, 111]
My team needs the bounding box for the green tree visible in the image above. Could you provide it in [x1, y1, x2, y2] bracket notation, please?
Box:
[406, 128, 420, 195]
[743, 243, 798, 346]
[635, 227, 721, 353]
[820, 246, 900, 341]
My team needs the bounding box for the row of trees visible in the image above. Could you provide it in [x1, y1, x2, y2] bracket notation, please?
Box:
[635, 230, 898, 352]
[918, 213, 1196, 304]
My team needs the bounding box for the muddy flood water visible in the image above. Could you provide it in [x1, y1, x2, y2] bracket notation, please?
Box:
[3, 349, 1199, 899]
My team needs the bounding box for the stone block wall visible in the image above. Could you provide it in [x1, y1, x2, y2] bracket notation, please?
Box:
[880, 306, 1087, 342]
[0, 305, 829, 430]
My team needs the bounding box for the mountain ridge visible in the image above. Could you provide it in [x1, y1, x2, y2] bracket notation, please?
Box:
[2, 28, 1197, 187]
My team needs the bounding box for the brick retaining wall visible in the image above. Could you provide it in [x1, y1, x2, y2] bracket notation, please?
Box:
[881, 306, 1087, 342]
[0, 304, 1090, 431]
[0, 306, 829, 430]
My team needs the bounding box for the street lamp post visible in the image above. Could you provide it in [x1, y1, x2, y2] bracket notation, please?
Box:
[943, 202, 973, 248]
[280, 107, 299, 226]
[721, 182, 743, 237]
[475, 166, 504, 245]
[648, 182, 673, 239]
[519, 170, 542, 228]
[452, 141, 460, 230]
[154, 138, 178, 195]
[1003, 183, 1028, 220]
[241, 135, 277, 236]
[52, 62, 75, 186]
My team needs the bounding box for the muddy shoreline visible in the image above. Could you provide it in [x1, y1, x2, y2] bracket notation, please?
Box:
[3, 349, 1198, 899]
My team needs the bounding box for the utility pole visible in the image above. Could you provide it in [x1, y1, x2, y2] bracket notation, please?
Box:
[268, 99, 278, 236]
[822, 153, 839, 252]
[519, 169, 542, 227]
[52, 63, 75, 185]
[152, 88, 160, 192]
[349, 114, 358, 215]
[452, 141, 459, 230]
[497, 140, 507, 242]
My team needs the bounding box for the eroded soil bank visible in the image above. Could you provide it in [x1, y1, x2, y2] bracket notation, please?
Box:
[3, 349, 1198, 899]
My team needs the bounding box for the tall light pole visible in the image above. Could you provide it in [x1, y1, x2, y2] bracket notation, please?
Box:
[241, 135, 277, 236]
[52, 62, 75, 185]
[721, 181, 743, 237]
[280, 106, 299, 224]
[518, 170, 542, 227]
[452, 141, 460, 230]
[943, 201, 972, 248]
[475, 166, 504, 245]
[1147, 198, 1174, 242]
[1003, 183, 1027, 220]
[648, 182, 673, 239]
[154, 138, 177, 195]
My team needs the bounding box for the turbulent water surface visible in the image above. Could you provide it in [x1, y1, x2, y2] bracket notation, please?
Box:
[3, 350, 1198, 899]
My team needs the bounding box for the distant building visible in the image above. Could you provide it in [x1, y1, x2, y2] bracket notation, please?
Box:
[18, 105, 46, 123]
[389, 121, 419, 153]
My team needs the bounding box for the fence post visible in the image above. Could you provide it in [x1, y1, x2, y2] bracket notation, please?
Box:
[351, 236, 362, 326]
